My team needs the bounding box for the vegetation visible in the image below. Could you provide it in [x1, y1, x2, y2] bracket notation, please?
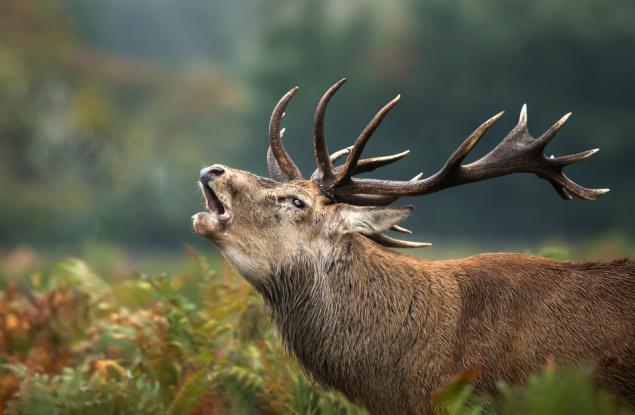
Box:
[0, 245, 633, 414]
[0, 249, 363, 414]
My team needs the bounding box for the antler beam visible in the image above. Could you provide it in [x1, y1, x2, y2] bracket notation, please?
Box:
[331, 104, 608, 201]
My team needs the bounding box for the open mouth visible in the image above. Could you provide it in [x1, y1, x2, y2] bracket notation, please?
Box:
[200, 180, 231, 222]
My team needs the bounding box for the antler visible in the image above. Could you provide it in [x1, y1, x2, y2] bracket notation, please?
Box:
[312, 78, 347, 182]
[310, 148, 410, 180]
[267, 83, 409, 185]
[267, 87, 304, 181]
[266, 79, 608, 248]
[330, 104, 609, 201]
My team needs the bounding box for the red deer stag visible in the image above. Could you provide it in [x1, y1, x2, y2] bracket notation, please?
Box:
[192, 79, 634, 414]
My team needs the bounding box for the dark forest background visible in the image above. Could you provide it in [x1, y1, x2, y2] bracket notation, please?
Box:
[1, 0, 634, 253]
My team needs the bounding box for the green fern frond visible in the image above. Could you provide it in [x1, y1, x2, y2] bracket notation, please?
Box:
[166, 370, 215, 415]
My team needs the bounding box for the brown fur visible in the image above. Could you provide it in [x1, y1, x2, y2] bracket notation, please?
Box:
[193, 165, 635, 414]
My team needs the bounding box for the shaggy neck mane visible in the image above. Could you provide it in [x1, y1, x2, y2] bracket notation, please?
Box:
[243, 231, 635, 413]
[253, 235, 434, 398]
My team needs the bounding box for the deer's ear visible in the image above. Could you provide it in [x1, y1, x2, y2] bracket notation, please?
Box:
[338, 205, 413, 235]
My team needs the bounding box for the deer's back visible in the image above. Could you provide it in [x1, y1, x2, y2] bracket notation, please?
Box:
[436, 254, 635, 400]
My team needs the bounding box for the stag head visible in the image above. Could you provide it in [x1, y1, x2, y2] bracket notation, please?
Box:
[193, 79, 607, 282]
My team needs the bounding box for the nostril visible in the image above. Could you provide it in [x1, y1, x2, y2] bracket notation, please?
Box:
[200, 165, 225, 181]
[210, 166, 225, 176]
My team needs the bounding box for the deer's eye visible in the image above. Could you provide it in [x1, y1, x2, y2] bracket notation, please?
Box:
[291, 197, 306, 209]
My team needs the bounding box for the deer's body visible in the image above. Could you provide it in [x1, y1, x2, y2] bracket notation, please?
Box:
[257, 236, 635, 414]
[193, 80, 632, 413]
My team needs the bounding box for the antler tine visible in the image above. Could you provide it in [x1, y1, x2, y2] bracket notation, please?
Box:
[410, 172, 424, 181]
[444, 111, 505, 169]
[546, 172, 609, 201]
[353, 150, 410, 174]
[552, 148, 599, 166]
[332, 95, 401, 186]
[331, 105, 609, 202]
[391, 224, 412, 234]
[518, 103, 528, 127]
[313, 78, 347, 181]
[369, 233, 431, 249]
[310, 149, 410, 180]
[534, 112, 572, 149]
[268, 87, 303, 181]
[330, 146, 354, 164]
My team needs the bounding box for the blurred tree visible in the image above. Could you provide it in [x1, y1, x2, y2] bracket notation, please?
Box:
[0, 0, 633, 248]
[0, 0, 246, 247]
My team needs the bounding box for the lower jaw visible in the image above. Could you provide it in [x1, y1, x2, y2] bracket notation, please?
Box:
[192, 210, 232, 237]
[192, 212, 220, 237]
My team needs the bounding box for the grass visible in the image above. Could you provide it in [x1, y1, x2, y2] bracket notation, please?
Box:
[0, 239, 633, 414]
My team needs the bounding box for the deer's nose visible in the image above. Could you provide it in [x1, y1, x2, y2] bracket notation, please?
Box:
[200, 165, 225, 181]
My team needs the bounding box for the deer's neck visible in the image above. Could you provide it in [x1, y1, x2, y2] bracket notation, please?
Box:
[254, 235, 438, 395]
